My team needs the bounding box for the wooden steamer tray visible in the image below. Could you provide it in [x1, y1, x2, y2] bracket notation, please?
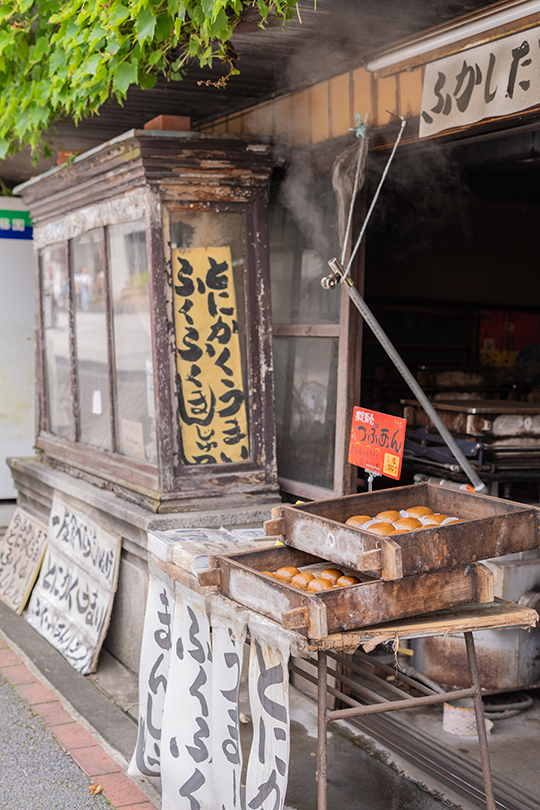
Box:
[264, 483, 540, 582]
[199, 546, 494, 640]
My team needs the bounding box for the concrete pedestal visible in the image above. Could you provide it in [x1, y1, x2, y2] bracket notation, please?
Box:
[8, 456, 277, 674]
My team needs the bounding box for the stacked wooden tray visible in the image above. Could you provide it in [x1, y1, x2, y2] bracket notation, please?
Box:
[200, 483, 540, 640]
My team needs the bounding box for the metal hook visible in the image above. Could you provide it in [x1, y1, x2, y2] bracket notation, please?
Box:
[366, 469, 382, 492]
[349, 112, 371, 139]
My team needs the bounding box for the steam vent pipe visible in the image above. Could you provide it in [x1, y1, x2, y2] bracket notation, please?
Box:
[325, 258, 488, 494]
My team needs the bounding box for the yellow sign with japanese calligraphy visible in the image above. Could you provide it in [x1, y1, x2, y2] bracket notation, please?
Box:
[173, 246, 249, 465]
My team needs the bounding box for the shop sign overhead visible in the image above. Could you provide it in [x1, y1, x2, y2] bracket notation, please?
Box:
[420, 26, 540, 137]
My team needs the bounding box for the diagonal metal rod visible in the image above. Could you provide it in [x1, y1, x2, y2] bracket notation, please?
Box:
[351, 648, 437, 695]
[328, 651, 434, 699]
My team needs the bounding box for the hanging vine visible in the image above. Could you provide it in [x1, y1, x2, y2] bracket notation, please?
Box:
[0, 0, 301, 158]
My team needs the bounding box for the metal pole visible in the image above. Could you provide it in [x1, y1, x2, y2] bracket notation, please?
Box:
[317, 651, 328, 810]
[464, 632, 496, 810]
[323, 259, 488, 494]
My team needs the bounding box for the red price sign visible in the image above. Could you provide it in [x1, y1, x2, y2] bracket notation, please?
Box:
[348, 407, 407, 480]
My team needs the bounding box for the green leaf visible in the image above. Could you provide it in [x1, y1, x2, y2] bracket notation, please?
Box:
[154, 14, 174, 41]
[209, 8, 231, 40]
[0, 31, 16, 55]
[113, 58, 138, 94]
[64, 18, 80, 42]
[191, 6, 205, 25]
[34, 36, 49, 56]
[88, 25, 107, 45]
[148, 49, 164, 65]
[257, 0, 270, 21]
[83, 53, 102, 75]
[106, 35, 122, 55]
[0, 0, 302, 155]
[138, 71, 157, 89]
[107, 4, 131, 29]
[136, 6, 156, 43]
[49, 47, 66, 71]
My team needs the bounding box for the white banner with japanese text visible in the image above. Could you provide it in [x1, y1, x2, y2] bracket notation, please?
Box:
[160, 583, 215, 810]
[130, 533, 295, 810]
[26, 493, 121, 674]
[245, 633, 291, 810]
[420, 27, 540, 137]
[129, 561, 174, 778]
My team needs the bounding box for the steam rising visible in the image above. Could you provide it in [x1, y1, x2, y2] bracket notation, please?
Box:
[278, 124, 470, 283]
[366, 139, 471, 253]
[279, 150, 339, 259]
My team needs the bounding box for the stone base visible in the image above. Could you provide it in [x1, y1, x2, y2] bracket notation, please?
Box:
[8, 456, 280, 674]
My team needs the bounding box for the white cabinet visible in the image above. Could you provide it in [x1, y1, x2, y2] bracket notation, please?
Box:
[0, 197, 35, 498]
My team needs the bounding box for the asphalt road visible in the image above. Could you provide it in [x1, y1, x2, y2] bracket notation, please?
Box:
[0, 674, 110, 810]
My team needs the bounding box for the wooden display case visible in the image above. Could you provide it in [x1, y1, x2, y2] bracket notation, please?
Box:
[16, 130, 279, 513]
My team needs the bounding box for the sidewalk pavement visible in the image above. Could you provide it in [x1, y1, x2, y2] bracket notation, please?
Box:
[4, 589, 504, 810]
[0, 636, 156, 810]
[0, 609, 457, 810]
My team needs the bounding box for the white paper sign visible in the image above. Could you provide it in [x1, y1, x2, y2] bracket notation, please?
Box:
[129, 561, 174, 778]
[146, 358, 155, 419]
[92, 389, 103, 415]
[211, 613, 247, 810]
[161, 584, 214, 810]
[0, 508, 48, 614]
[26, 493, 121, 674]
[130, 530, 294, 810]
[149, 527, 255, 575]
[420, 27, 540, 137]
[121, 418, 145, 459]
[245, 633, 291, 810]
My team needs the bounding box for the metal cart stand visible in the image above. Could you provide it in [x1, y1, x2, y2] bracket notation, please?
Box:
[287, 600, 538, 810]
[136, 548, 538, 810]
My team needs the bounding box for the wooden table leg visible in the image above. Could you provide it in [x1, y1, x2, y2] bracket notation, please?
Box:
[317, 651, 328, 810]
[464, 631, 496, 810]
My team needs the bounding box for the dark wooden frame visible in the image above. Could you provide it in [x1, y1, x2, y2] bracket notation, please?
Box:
[23, 131, 279, 512]
[270, 184, 365, 501]
[160, 195, 278, 499]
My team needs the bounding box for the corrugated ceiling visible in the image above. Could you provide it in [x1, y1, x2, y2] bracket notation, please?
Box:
[1, 0, 494, 185]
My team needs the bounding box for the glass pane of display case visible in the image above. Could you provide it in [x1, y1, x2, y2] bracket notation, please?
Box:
[269, 180, 340, 325]
[71, 229, 112, 451]
[109, 220, 157, 463]
[169, 210, 250, 465]
[41, 245, 74, 438]
[273, 336, 338, 490]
